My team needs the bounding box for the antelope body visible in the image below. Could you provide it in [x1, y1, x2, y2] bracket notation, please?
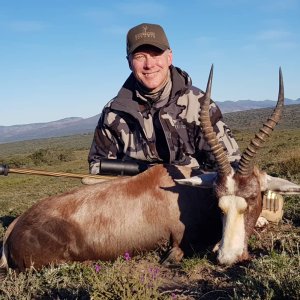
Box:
[1, 164, 221, 273]
[1, 67, 300, 276]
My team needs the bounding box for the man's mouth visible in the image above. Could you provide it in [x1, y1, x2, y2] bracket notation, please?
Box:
[143, 71, 158, 76]
[143, 71, 158, 78]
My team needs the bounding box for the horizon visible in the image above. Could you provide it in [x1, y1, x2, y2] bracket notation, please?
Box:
[2, 98, 299, 127]
[1, 0, 299, 126]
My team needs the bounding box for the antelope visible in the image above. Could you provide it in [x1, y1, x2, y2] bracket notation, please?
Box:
[1, 67, 299, 278]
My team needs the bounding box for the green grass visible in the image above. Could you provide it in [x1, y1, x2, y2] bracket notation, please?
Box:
[0, 120, 299, 299]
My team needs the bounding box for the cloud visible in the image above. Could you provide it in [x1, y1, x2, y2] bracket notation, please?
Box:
[83, 9, 115, 22]
[272, 41, 298, 49]
[4, 20, 47, 32]
[256, 29, 292, 41]
[259, 0, 299, 12]
[209, 0, 299, 12]
[116, 1, 167, 16]
[84, 1, 166, 21]
[255, 29, 298, 49]
[194, 36, 216, 46]
[82, 1, 167, 37]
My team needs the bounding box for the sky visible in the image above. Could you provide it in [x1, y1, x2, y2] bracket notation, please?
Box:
[0, 0, 299, 126]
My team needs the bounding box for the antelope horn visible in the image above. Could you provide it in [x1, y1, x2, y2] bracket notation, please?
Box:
[237, 68, 284, 176]
[199, 65, 232, 176]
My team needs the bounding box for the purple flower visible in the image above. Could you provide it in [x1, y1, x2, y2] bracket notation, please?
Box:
[124, 252, 131, 261]
[149, 267, 160, 280]
[171, 293, 177, 299]
[94, 264, 101, 273]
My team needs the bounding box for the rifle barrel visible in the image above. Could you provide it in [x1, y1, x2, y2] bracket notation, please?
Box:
[8, 167, 116, 180]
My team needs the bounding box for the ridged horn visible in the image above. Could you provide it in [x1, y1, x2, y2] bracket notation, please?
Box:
[237, 68, 284, 176]
[199, 65, 232, 176]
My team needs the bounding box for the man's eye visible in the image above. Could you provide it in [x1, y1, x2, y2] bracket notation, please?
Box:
[133, 55, 145, 61]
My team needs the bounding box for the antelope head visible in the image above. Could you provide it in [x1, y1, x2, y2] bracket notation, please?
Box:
[177, 66, 300, 265]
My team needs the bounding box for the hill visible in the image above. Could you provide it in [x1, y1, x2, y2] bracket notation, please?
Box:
[0, 99, 299, 144]
[217, 98, 300, 113]
[223, 103, 300, 131]
[0, 115, 99, 144]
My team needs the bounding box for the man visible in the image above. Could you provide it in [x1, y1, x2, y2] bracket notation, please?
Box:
[87, 23, 282, 223]
[88, 23, 240, 173]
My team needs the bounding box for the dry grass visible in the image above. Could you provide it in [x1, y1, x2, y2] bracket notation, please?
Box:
[0, 128, 299, 299]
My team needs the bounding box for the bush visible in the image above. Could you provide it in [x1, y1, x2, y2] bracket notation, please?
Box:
[276, 156, 300, 179]
[29, 148, 74, 166]
[235, 252, 300, 299]
[0, 155, 32, 168]
[1, 148, 75, 168]
[263, 154, 300, 181]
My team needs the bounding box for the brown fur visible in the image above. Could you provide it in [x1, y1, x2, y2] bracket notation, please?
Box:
[234, 167, 264, 237]
[1, 164, 222, 272]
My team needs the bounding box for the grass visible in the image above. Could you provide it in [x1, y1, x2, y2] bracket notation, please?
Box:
[0, 114, 299, 299]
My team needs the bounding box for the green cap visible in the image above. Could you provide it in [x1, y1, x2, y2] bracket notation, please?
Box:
[126, 23, 170, 56]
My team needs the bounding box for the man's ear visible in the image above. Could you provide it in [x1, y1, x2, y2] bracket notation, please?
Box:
[167, 49, 173, 66]
[127, 56, 133, 70]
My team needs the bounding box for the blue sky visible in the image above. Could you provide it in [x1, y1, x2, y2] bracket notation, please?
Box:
[0, 0, 299, 126]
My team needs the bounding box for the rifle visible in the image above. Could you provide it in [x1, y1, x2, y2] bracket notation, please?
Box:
[0, 159, 149, 180]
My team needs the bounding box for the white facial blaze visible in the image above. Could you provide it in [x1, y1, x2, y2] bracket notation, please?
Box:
[218, 195, 247, 265]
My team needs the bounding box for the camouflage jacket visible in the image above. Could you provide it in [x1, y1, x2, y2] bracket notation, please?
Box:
[88, 66, 240, 173]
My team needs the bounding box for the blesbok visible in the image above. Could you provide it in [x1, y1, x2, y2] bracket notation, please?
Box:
[1, 67, 299, 278]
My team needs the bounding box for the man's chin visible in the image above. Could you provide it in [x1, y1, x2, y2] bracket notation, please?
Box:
[141, 80, 161, 91]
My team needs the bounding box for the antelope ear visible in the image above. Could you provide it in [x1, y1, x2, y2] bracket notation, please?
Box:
[260, 173, 300, 195]
[175, 172, 217, 188]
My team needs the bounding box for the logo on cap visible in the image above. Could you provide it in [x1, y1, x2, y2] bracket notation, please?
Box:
[135, 25, 156, 41]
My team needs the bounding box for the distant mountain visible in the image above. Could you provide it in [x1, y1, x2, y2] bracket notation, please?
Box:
[0, 116, 100, 144]
[0, 99, 299, 144]
[217, 98, 300, 113]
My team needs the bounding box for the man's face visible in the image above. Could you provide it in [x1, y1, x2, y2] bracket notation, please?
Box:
[128, 45, 173, 92]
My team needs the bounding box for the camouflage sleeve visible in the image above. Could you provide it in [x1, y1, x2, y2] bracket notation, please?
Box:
[88, 113, 120, 174]
[214, 118, 241, 163]
[195, 101, 241, 169]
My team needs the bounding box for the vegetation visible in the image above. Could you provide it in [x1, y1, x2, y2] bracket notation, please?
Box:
[0, 107, 299, 299]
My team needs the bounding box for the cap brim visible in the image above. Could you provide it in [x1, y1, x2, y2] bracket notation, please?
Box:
[128, 42, 169, 55]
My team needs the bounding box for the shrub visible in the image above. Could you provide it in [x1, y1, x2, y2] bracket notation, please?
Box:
[0, 155, 32, 168]
[29, 148, 74, 166]
[263, 154, 300, 182]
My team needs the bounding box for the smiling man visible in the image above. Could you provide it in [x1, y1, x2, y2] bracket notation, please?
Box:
[129, 45, 172, 92]
[127, 24, 172, 93]
[88, 23, 241, 171]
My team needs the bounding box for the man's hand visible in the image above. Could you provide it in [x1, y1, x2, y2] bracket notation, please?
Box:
[90, 162, 100, 175]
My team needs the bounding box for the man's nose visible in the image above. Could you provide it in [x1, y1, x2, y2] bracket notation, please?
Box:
[144, 55, 156, 68]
